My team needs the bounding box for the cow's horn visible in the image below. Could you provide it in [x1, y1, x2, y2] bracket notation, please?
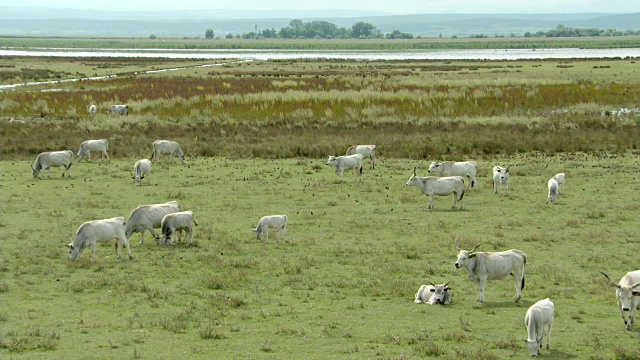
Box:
[429, 282, 435, 287]
[600, 271, 621, 289]
[444, 281, 450, 287]
[413, 166, 418, 176]
[470, 244, 482, 252]
[455, 239, 461, 251]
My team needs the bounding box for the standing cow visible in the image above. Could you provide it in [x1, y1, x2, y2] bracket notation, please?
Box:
[346, 145, 377, 169]
[523, 298, 554, 357]
[405, 166, 464, 209]
[253, 214, 288, 243]
[326, 154, 363, 183]
[106, 104, 129, 115]
[414, 282, 451, 305]
[428, 161, 478, 190]
[601, 271, 640, 330]
[546, 178, 559, 204]
[160, 211, 198, 246]
[125, 201, 180, 244]
[89, 104, 97, 116]
[454, 240, 526, 302]
[31, 150, 73, 179]
[66, 216, 132, 260]
[76, 139, 109, 163]
[492, 165, 510, 196]
[553, 172, 566, 195]
[132, 159, 151, 186]
[150, 140, 187, 165]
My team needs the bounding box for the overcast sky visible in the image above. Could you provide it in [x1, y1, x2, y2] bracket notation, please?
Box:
[11, 0, 640, 14]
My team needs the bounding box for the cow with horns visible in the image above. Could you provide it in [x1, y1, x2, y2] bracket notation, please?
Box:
[428, 161, 478, 190]
[150, 140, 187, 165]
[601, 271, 640, 330]
[132, 159, 151, 186]
[414, 282, 451, 305]
[405, 166, 465, 209]
[31, 150, 74, 179]
[76, 139, 109, 163]
[346, 145, 377, 169]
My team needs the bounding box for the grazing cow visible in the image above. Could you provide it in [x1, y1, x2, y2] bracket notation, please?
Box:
[76, 139, 109, 163]
[428, 161, 478, 190]
[106, 104, 129, 115]
[546, 178, 558, 204]
[454, 240, 526, 302]
[346, 145, 377, 169]
[31, 150, 73, 179]
[125, 201, 180, 244]
[405, 166, 464, 209]
[66, 216, 132, 260]
[553, 172, 566, 195]
[326, 154, 363, 183]
[161, 211, 198, 246]
[132, 159, 151, 186]
[253, 215, 288, 243]
[523, 298, 554, 357]
[150, 140, 187, 165]
[600, 271, 640, 331]
[492, 166, 510, 196]
[414, 282, 451, 305]
[89, 104, 97, 116]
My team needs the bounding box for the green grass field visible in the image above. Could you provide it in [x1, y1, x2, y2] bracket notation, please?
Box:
[1, 153, 640, 359]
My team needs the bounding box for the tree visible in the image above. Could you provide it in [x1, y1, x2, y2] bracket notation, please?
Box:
[149, 34, 157, 39]
[352, 22, 377, 38]
[205, 29, 214, 39]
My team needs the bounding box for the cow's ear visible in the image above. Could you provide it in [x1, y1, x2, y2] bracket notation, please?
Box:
[469, 253, 476, 258]
[429, 288, 435, 292]
[633, 291, 640, 296]
[444, 287, 449, 291]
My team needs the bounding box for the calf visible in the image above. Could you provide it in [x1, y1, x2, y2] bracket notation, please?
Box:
[132, 159, 151, 186]
[326, 154, 363, 183]
[414, 282, 451, 305]
[253, 215, 288, 243]
[66, 216, 132, 260]
[31, 150, 73, 179]
[454, 240, 526, 302]
[405, 166, 464, 209]
[346, 145, 377, 169]
[161, 211, 198, 246]
[492, 165, 510, 196]
[523, 298, 554, 357]
[601, 271, 640, 330]
[76, 139, 109, 162]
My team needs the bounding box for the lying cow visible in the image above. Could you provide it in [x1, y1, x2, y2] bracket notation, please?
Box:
[106, 104, 129, 115]
[405, 166, 464, 209]
[546, 178, 558, 204]
[523, 298, 554, 357]
[601, 271, 640, 330]
[66, 216, 132, 260]
[326, 154, 363, 183]
[253, 214, 288, 243]
[76, 139, 109, 163]
[346, 145, 377, 169]
[454, 240, 526, 302]
[125, 201, 180, 244]
[150, 140, 187, 165]
[161, 210, 198, 246]
[553, 172, 566, 195]
[89, 104, 97, 116]
[132, 159, 151, 186]
[31, 150, 73, 179]
[492, 165, 510, 196]
[428, 161, 478, 190]
[414, 282, 451, 305]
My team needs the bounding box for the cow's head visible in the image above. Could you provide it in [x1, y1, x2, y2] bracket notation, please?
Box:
[454, 239, 481, 269]
[326, 156, 338, 167]
[524, 338, 542, 357]
[427, 161, 439, 173]
[65, 242, 80, 261]
[31, 159, 41, 179]
[495, 165, 509, 179]
[601, 272, 640, 313]
[429, 282, 451, 305]
[405, 166, 420, 186]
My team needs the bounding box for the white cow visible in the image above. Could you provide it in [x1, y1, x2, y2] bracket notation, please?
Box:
[454, 240, 526, 302]
[132, 159, 151, 186]
[89, 104, 97, 116]
[414, 282, 451, 305]
[253, 215, 288, 243]
[492, 165, 510, 196]
[66, 216, 132, 260]
[150, 140, 187, 165]
[428, 161, 478, 190]
[405, 166, 464, 209]
[125, 201, 180, 244]
[31, 150, 73, 179]
[553, 172, 566, 195]
[326, 154, 363, 183]
[346, 145, 377, 169]
[9, 118, 25, 124]
[523, 298, 554, 357]
[161, 211, 198, 246]
[106, 104, 129, 115]
[76, 139, 109, 163]
[546, 178, 558, 204]
[601, 271, 640, 330]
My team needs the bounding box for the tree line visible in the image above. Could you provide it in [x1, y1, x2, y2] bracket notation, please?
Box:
[525, 24, 640, 37]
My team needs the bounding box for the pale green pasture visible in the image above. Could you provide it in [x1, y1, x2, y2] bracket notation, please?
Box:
[1, 154, 640, 359]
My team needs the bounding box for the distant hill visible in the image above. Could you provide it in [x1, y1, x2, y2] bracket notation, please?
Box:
[0, 7, 638, 37]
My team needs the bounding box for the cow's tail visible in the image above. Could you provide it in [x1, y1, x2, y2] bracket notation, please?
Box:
[521, 253, 527, 290]
[150, 144, 155, 160]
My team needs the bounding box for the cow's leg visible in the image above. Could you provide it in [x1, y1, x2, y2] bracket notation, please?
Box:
[188, 225, 193, 245]
[451, 192, 458, 209]
[265, 227, 269, 242]
[545, 323, 552, 349]
[283, 225, 288, 243]
[459, 191, 464, 209]
[339, 169, 345, 182]
[627, 305, 637, 330]
[477, 277, 487, 302]
[514, 270, 523, 302]
[428, 194, 434, 209]
[493, 180, 498, 194]
[121, 237, 132, 259]
[140, 230, 146, 245]
[146, 171, 150, 185]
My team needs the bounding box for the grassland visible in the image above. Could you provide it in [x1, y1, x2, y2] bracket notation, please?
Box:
[1, 153, 640, 359]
